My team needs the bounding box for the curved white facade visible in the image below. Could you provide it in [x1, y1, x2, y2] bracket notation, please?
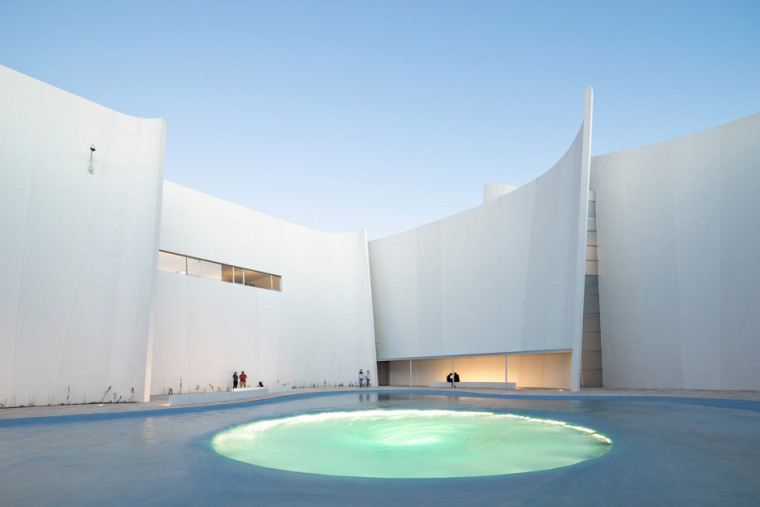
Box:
[1, 64, 758, 406]
[591, 113, 760, 390]
[369, 89, 593, 390]
[0, 66, 165, 406]
[149, 182, 377, 393]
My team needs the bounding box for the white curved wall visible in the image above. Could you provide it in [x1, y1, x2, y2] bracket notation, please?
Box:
[0, 65, 165, 407]
[591, 113, 760, 390]
[369, 89, 593, 390]
[6, 62, 754, 400]
[149, 182, 376, 393]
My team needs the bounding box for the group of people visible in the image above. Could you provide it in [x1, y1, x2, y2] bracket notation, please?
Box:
[358, 369, 372, 387]
[446, 372, 460, 385]
[232, 371, 264, 389]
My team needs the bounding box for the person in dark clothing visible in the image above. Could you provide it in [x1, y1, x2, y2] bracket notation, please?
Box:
[233, 371, 239, 389]
[453, 372, 460, 382]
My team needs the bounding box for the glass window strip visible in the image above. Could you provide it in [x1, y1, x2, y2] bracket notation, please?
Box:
[157, 251, 281, 292]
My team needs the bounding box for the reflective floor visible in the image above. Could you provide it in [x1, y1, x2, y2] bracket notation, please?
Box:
[1, 391, 759, 506]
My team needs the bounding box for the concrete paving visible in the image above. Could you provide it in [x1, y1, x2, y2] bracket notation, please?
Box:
[2, 388, 760, 506]
[2, 385, 759, 420]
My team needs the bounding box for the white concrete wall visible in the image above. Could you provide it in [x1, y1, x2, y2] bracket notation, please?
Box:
[149, 182, 376, 394]
[370, 89, 593, 390]
[591, 113, 760, 390]
[0, 65, 165, 407]
[483, 183, 516, 203]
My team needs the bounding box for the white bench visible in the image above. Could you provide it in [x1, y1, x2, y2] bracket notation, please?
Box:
[429, 381, 516, 389]
[169, 387, 269, 406]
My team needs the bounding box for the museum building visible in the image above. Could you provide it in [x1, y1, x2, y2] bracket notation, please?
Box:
[1, 65, 758, 407]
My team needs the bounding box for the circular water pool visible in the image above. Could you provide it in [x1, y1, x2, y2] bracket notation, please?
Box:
[3, 392, 760, 505]
[211, 409, 612, 478]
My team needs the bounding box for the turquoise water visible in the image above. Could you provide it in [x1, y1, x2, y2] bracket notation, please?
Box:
[1, 392, 759, 506]
[212, 409, 611, 477]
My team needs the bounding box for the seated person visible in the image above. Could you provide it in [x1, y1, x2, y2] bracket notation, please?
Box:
[446, 373, 453, 383]
[453, 372, 460, 382]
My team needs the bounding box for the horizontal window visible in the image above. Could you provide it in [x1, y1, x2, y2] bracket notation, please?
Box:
[187, 257, 201, 276]
[157, 250, 281, 292]
[222, 264, 233, 283]
[200, 260, 222, 281]
[245, 269, 271, 289]
[158, 251, 187, 274]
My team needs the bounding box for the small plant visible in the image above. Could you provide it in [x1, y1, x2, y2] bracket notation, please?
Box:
[66, 386, 71, 405]
[101, 386, 112, 403]
[129, 387, 135, 402]
[195, 384, 200, 393]
[46, 394, 55, 406]
[179, 378, 183, 394]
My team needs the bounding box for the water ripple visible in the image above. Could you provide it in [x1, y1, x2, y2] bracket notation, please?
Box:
[212, 409, 612, 478]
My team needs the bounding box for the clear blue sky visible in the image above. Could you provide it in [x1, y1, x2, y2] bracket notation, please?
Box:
[2, 1, 758, 239]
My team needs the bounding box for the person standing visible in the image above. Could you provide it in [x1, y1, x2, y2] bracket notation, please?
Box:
[233, 371, 239, 389]
[240, 371, 247, 388]
[358, 369, 364, 388]
[365, 370, 371, 388]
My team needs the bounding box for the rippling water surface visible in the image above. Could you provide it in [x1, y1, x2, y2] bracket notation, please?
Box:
[1, 391, 759, 506]
[212, 409, 611, 477]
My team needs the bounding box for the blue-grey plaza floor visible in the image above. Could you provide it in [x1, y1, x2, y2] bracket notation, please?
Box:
[1, 388, 759, 506]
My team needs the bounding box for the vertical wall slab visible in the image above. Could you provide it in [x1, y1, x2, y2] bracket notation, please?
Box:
[369, 89, 593, 390]
[591, 113, 760, 389]
[0, 65, 165, 406]
[149, 182, 377, 393]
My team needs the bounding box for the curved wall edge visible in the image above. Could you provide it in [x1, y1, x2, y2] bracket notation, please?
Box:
[0, 64, 166, 406]
[149, 182, 377, 393]
[369, 88, 593, 390]
[5, 60, 757, 401]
